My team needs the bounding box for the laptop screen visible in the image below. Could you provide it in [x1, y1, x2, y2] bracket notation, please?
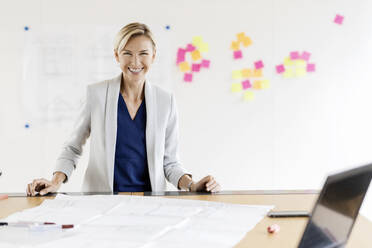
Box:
[298, 164, 372, 248]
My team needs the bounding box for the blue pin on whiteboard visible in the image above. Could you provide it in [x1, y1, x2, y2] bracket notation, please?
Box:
[25, 123, 30, 129]
[24, 26, 29, 31]
[165, 25, 170, 30]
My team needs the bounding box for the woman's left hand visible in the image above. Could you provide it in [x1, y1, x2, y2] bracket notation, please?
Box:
[191, 175, 221, 193]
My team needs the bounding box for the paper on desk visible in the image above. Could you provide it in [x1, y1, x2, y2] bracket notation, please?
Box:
[0, 194, 273, 248]
[0, 225, 78, 247]
[32, 225, 160, 248]
[3, 194, 124, 225]
[34, 235, 144, 248]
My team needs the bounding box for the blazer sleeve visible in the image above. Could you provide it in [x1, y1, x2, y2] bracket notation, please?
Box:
[163, 93, 191, 188]
[54, 86, 91, 182]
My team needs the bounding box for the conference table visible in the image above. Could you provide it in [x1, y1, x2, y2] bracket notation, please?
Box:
[0, 190, 371, 247]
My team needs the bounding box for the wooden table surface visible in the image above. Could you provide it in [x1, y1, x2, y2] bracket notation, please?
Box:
[0, 191, 371, 247]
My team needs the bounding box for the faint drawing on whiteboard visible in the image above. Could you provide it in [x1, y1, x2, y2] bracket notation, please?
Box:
[44, 47, 73, 76]
[21, 24, 172, 128]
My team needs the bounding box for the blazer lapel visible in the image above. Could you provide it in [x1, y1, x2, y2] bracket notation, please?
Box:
[105, 73, 121, 191]
[145, 81, 157, 191]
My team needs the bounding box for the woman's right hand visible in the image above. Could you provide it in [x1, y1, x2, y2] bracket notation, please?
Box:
[26, 172, 66, 196]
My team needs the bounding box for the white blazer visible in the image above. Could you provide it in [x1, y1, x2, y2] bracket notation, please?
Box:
[54, 73, 190, 192]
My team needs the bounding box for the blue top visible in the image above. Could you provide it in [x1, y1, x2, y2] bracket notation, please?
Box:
[113, 94, 152, 192]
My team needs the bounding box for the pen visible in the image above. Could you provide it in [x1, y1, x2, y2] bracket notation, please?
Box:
[0, 222, 36, 227]
[29, 224, 74, 230]
[0, 221, 54, 226]
[0, 222, 74, 229]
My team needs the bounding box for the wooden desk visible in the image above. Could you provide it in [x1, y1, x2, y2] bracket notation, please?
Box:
[1, 190, 371, 247]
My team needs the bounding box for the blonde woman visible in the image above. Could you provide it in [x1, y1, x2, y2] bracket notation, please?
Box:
[27, 23, 221, 195]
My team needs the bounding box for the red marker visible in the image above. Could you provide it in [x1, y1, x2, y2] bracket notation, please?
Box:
[267, 224, 280, 234]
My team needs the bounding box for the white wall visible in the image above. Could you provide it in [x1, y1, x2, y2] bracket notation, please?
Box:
[1, 0, 372, 220]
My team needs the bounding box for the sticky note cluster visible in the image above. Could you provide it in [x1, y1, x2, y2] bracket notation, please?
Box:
[230, 32, 252, 60]
[177, 36, 210, 83]
[276, 51, 316, 78]
[231, 60, 270, 101]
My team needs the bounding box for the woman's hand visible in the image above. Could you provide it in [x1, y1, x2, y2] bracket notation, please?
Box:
[191, 175, 221, 193]
[26, 172, 66, 196]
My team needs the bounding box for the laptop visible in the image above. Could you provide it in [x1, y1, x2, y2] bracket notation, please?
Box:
[298, 163, 372, 248]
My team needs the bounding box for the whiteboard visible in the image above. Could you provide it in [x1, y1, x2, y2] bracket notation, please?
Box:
[0, 0, 371, 219]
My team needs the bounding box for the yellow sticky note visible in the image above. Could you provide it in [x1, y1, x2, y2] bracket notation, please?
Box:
[192, 36, 203, 47]
[191, 50, 201, 61]
[231, 83, 242, 92]
[179, 61, 190, 72]
[244, 91, 255, 101]
[261, 80, 270, 89]
[295, 59, 306, 67]
[232, 70, 242, 79]
[283, 67, 294, 78]
[283, 57, 295, 66]
[199, 42, 209, 53]
[241, 36, 252, 47]
[241, 68, 252, 78]
[253, 80, 262, 90]
[237, 32, 246, 42]
[253, 69, 263, 77]
[296, 67, 306, 77]
[231, 41, 240, 51]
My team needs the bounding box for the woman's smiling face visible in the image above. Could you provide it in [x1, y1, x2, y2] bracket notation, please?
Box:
[115, 35, 155, 83]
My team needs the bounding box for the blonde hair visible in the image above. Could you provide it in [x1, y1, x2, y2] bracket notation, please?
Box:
[114, 23, 156, 53]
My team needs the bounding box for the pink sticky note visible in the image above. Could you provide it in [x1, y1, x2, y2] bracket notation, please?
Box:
[177, 48, 186, 64]
[184, 73, 193, 82]
[290, 51, 300, 60]
[201, 59, 210, 68]
[300, 51, 311, 61]
[254, 60, 264, 70]
[276, 64, 285, 74]
[334, 14, 344, 25]
[242, 80, 251, 89]
[191, 63, 201, 72]
[307, 63, 316, 72]
[233, 50, 243, 59]
[186, 43, 196, 52]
